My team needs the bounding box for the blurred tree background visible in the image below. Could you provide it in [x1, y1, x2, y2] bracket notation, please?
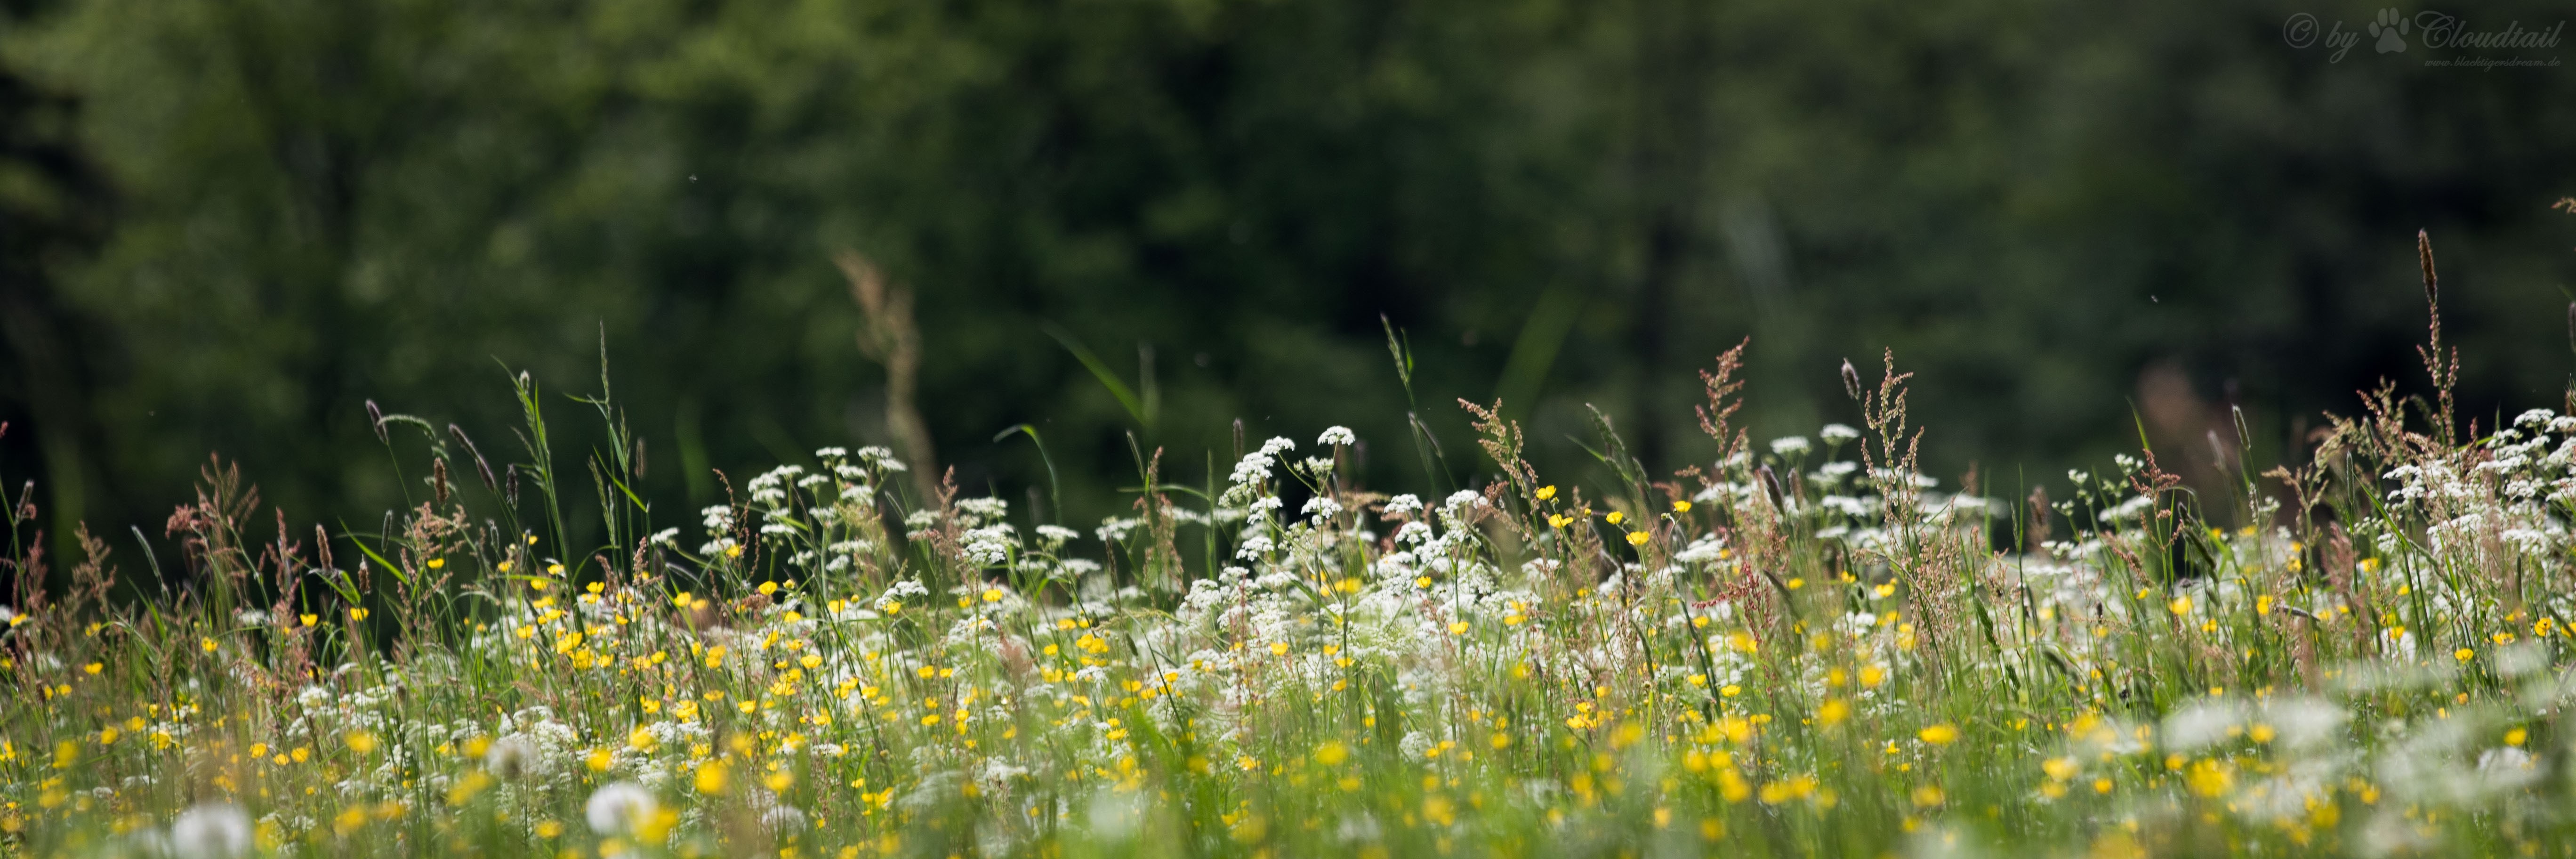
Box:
[3, 0, 2574, 563]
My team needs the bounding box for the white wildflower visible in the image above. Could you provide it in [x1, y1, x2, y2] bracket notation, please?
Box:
[169, 802, 252, 859]
[2161, 699, 2244, 752]
[484, 734, 544, 780]
[1237, 535, 1276, 560]
[585, 782, 660, 835]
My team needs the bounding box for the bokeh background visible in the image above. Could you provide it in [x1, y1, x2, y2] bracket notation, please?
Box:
[4, 0, 2575, 560]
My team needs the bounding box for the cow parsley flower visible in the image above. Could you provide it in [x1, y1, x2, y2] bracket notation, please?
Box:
[875, 580, 930, 612]
[1442, 490, 1485, 516]
[955, 497, 1009, 525]
[1237, 535, 1276, 559]
[854, 446, 907, 472]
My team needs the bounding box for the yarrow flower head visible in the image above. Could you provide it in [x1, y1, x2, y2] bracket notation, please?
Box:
[1317, 426, 1357, 446]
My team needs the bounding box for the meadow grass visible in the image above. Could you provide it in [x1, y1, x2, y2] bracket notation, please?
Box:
[7, 252, 2576, 858]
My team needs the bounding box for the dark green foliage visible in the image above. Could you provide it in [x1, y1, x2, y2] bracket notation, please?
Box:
[0, 0, 2572, 561]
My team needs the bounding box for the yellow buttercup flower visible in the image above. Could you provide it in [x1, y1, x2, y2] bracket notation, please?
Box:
[694, 762, 728, 795]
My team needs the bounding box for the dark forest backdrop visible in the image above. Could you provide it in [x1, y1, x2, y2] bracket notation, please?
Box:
[4, 0, 2575, 565]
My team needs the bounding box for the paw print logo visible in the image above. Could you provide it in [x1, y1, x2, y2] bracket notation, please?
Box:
[2370, 8, 2410, 53]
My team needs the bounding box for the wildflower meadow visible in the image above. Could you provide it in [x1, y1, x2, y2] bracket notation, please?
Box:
[9, 238, 2576, 858]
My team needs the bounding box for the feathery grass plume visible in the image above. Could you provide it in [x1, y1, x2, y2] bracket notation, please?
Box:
[2415, 229, 2458, 446]
[838, 250, 936, 501]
